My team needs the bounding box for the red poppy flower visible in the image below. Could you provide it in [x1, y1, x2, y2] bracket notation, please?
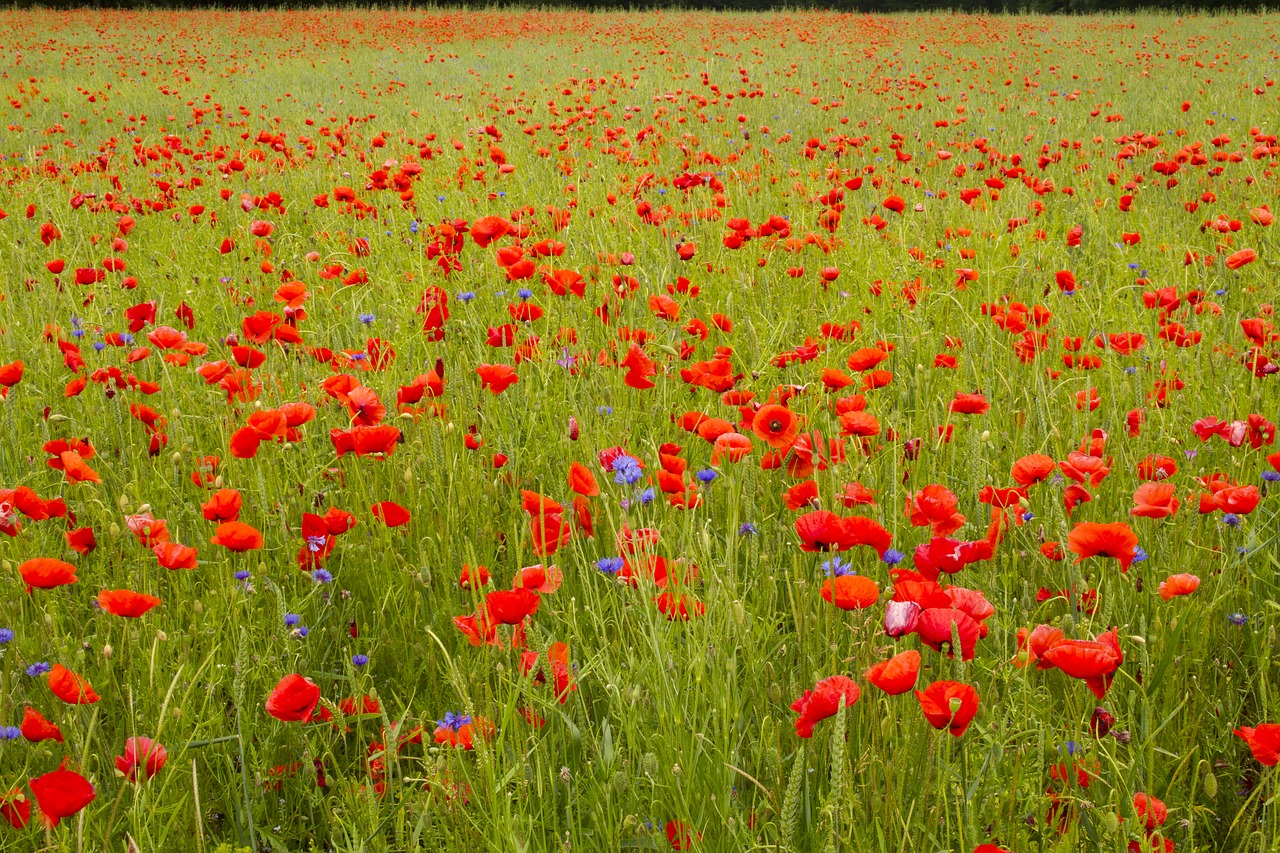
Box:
[1011, 453, 1057, 486]
[98, 589, 161, 618]
[265, 674, 321, 722]
[1158, 573, 1199, 600]
[65, 526, 97, 555]
[791, 675, 861, 738]
[906, 484, 966, 537]
[153, 542, 198, 570]
[477, 363, 519, 394]
[115, 737, 168, 783]
[1131, 483, 1180, 519]
[30, 765, 95, 829]
[486, 588, 541, 625]
[915, 680, 979, 737]
[865, 650, 921, 695]
[0, 789, 30, 830]
[568, 462, 599, 496]
[1067, 521, 1138, 572]
[655, 592, 706, 620]
[371, 501, 411, 527]
[201, 489, 242, 522]
[751, 404, 800, 450]
[1133, 792, 1167, 831]
[1235, 723, 1280, 766]
[821, 574, 880, 610]
[20, 706, 63, 743]
[48, 664, 99, 704]
[949, 392, 990, 415]
[18, 558, 78, 591]
[210, 521, 264, 552]
[916, 608, 981, 661]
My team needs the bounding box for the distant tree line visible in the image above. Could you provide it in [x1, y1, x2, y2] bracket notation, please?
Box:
[9, 0, 1274, 12]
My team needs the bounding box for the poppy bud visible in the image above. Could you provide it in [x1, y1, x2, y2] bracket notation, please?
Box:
[102, 645, 113, 660]
[1090, 706, 1114, 737]
[884, 600, 921, 637]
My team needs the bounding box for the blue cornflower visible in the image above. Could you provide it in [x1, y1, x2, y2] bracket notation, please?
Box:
[312, 569, 333, 584]
[1132, 546, 1148, 564]
[409, 221, 420, 234]
[0, 726, 20, 740]
[1223, 513, 1241, 527]
[695, 469, 718, 484]
[233, 570, 251, 581]
[352, 654, 369, 667]
[71, 329, 85, 338]
[93, 341, 107, 351]
[1124, 366, 1137, 375]
[1215, 288, 1228, 296]
[1229, 612, 1249, 626]
[882, 548, 905, 566]
[284, 613, 301, 627]
[349, 352, 367, 362]
[26, 662, 51, 677]
[516, 287, 533, 301]
[738, 522, 758, 536]
[638, 487, 656, 505]
[457, 291, 476, 303]
[358, 313, 375, 325]
[1022, 511, 1034, 522]
[437, 195, 446, 202]
[1263, 471, 1280, 482]
[597, 556, 624, 574]
[436, 712, 471, 731]
[613, 455, 643, 486]
[597, 405, 613, 415]
[0, 628, 12, 644]
[306, 534, 328, 553]
[821, 557, 853, 577]
[296, 626, 309, 638]
[120, 333, 133, 344]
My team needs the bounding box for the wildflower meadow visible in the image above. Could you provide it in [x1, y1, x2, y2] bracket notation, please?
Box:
[1, 8, 1279, 852]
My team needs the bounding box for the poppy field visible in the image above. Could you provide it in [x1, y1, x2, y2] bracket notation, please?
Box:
[2, 7, 1280, 852]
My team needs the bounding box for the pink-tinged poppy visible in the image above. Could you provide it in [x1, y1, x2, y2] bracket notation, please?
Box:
[370, 501, 411, 527]
[791, 676, 860, 738]
[865, 650, 921, 695]
[115, 737, 168, 783]
[915, 680, 979, 737]
[265, 674, 321, 722]
[29, 765, 95, 829]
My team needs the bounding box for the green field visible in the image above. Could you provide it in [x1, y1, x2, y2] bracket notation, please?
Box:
[1, 8, 1280, 852]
